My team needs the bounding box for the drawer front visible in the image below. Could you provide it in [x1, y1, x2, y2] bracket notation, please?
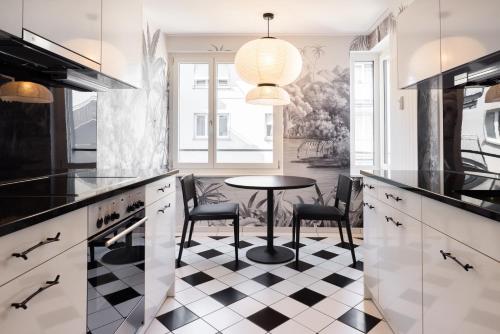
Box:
[423, 225, 500, 334]
[145, 176, 176, 205]
[362, 177, 379, 199]
[378, 182, 421, 220]
[0, 242, 87, 334]
[363, 197, 383, 301]
[379, 204, 423, 334]
[0, 208, 87, 287]
[421, 196, 500, 261]
[144, 193, 176, 330]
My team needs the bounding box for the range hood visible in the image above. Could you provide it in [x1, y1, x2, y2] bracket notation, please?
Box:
[0, 30, 135, 91]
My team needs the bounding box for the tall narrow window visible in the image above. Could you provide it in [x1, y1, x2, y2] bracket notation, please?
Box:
[218, 113, 229, 138]
[194, 114, 208, 138]
[265, 113, 273, 139]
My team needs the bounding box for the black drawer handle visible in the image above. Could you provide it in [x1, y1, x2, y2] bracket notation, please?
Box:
[157, 203, 172, 214]
[11, 275, 60, 310]
[385, 216, 402, 227]
[158, 184, 171, 192]
[440, 250, 474, 271]
[385, 193, 402, 202]
[362, 202, 375, 209]
[12, 233, 61, 260]
[362, 184, 375, 189]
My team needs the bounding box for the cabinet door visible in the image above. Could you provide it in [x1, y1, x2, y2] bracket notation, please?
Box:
[379, 206, 422, 334]
[144, 192, 176, 330]
[423, 225, 500, 334]
[441, 0, 500, 72]
[0, 242, 87, 334]
[23, 0, 101, 64]
[363, 196, 382, 301]
[397, 0, 441, 88]
[0, 0, 22, 37]
[102, 0, 143, 87]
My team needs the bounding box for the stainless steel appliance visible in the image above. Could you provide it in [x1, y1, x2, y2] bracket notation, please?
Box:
[87, 187, 146, 334]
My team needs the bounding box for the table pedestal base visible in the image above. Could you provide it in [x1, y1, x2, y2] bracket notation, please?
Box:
[246, 246, 294, 264]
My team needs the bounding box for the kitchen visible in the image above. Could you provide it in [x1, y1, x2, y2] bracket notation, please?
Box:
[0, 1, 498, 334]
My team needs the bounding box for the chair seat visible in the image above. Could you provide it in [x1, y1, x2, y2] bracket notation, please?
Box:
[190, 203, 239, 220]
[293, 203, 343, 220]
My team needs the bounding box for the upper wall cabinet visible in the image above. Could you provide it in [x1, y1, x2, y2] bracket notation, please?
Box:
[397, 0, 441, 88]
[23, 0, 102, 64]
[0, 0, 22, 37]
[440, 0, 500, 72]
[101, 0, 143, 88]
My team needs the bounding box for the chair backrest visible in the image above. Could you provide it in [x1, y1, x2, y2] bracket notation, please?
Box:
[180, 174, 198, 217]
[334, 174, 353, 218]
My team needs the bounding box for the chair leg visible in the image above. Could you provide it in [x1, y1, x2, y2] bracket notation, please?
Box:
[344, 217, 357, 264]
[291, 211, 296, 247]
[233, 216, 239, 262]
[177, 218, 190, 266]
[295, 217, 301, 265]
[187, 219, 195, 247]
[337, 218, 345, 246]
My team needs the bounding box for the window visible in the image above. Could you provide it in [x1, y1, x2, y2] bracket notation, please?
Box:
[194, 113, 208, 138]
[173, 54, 281, 169]
[381, 58, 390, 167]
[193, 64, 209, 89]
[66, 90, 97, 164]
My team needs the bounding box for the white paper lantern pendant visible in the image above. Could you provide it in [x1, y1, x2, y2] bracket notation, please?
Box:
[235, 13, 302, 106]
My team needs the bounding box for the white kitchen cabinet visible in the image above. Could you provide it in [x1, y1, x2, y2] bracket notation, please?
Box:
[0, 208, 87, 287]
[144, 192, 176, 331]
[378, 204, 422, 334]
[0, 0, 22, 37]
[23, 0, 101, 64]
[362, 177, 379, 199]
[440, 0, 500, 72]
[397, 0, 441, 88]
[422, 225, 500, 334]
[102, 0, 143, 87]
[146, 176, 176, 206]
[378, 181, 422, 221]
[362, 195, 383, 301]
[0, 242, 87, 334]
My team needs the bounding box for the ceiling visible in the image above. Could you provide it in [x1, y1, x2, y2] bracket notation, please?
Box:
[144, 0, 392, 36]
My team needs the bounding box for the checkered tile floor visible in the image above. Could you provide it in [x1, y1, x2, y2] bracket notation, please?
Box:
[145, 233, 393, 334]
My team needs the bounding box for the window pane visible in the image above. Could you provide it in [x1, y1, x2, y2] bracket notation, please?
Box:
[382, 59, 390, 165]
[178, 63, 209, 163]
[353, 61, 374, 166]
[66, 90, 97, 164]
[265, 113, 273, 138]
[216, 64, 273, 164]
[218, 114, 229, 138]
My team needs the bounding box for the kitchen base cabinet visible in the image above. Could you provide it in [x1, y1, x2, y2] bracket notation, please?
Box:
[363, 195, 382, 301]
[0, 242, 87, 334]
[423, 225, 500, 334]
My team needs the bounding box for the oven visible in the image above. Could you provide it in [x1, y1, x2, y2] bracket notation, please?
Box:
[86, 188, 147, 334]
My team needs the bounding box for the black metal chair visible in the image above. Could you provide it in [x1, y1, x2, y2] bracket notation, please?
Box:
[177, 174, 240, 266]
[292, 174, 356, 265]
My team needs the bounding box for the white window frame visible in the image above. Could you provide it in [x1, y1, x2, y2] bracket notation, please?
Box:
[171, 53, 283, 173]
[379, 51, 391, 170]
[350, 52, 380, 176]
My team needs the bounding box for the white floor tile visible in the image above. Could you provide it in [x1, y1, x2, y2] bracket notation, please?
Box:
[252, 288, 286, 305]
[210, 254, 234, 265]
[174, 279, 192, 292]
[338, 267, 364, 280]
[204, 265, 233, 278]
[222, 319, 267, 334]
[203, 308, 244, 331]
[228, 297, 266, 317]
[286, 272, 318, 287]
[321, 321, 363, 334]
[173, 318, 217, 334]
[293, 308, 334, 332]
[185, 296, 224, 317]
[368, 321, 394, 334]
[271, 319, 315, 334]
[354, 300, 383, 319]
[237, 265, 266, 278]
[270, 266, 300, 279]
[301, 254, 327, 265]
[191, 259, 218, 271]
[303, 266, 332, 279]
[157, 298, 182, 315]
[309, 280, 341, 296]
[313, 297, 351, 319]
[345, 281, 365, 295]
[217, 272, 249, 286]
[331, 289, 364, 307]
[196, 279, 228, 295]
[181, 253, 205, 265]
[175, 287, 206, 305]
[175, 265, 199, 278]
[270, 297, 308, 318]
[270, 280, 303, 296]
[144, 319, 169, 334]
[233, 280, 266, 295]
[318, 260, 345, 272]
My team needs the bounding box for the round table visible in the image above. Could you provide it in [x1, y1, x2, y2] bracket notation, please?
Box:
[225, 176, 316, 264]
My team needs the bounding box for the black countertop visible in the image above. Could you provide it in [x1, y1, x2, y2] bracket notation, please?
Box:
[0, 168, 179, 237]
[361, 170, 500, 222]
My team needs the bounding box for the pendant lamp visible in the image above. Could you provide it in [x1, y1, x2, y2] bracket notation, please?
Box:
[0, 81, 54, 104]
[235, 13, 302, 105]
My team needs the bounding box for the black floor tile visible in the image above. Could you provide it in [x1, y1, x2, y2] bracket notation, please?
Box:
[285, 260, 314, 272]
[247, 307, 290, 331]
[181, 272, 213, 286]
[175, 260, 188, 269]
[135, 262, 145, 271]
[156, 306, 199, 331]
[87, 261, 103, 270]
[289, 288, 326, 307]
[209, 236, 229, 240]
[337, 308, 381, 333]
[210, 287, 247, 306]
[313, 250, 338, 260]
[349, 260, 364, 271]
[88, 272, 119, 287]
[335, 242, 359, 250]
[323, 273, 355, 288]
[177, 240, 200, 248]
[103, 287, 140, 306]
[257, 236, 278, 240]
[307, 236, 327, 241]
[282, 241, 306, 249]
[252, 272, 284, 287]
[222, 259, 251, 271]
[230, 240, 253, 249]
[197, 249, 224, 259]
